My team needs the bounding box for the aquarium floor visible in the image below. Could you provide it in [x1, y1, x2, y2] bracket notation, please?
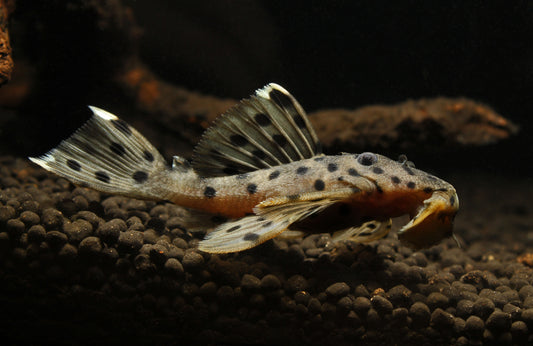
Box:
[0, 156, 532, 345]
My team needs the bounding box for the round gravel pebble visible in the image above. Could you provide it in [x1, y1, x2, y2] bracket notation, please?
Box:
[371, 295, 393, 315]
[485, 311, 511, 332]
[465, 315, 484, 338]
[19, 211, 40, 226]
[510, 321, 528, 341]
[45, 230, 68, 249]
[241, 274, 261, 291]
[79, 236, 102, 256]
[7, 218, 25, 238]
[431, 308, 455, 328]
[325, 282, 350, 298]
[63, 219, 93, 243]
[41, 208, 64, 230]
[27, 225, 46, 243]
[182, 251, 205, 271]
[164, 258, 184, 277]
[472, 297, 495, 319]
[0, 205, 16, 222]
[427, 292, 450, 310]
[260, 274, 281, 290]
[118, 230, 143, 253]
[409, 302, 431, 328]
[96, 219, 126, 244]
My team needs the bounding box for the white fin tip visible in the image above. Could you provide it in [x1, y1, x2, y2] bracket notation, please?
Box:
[255, 83, 290, 99]
[88, 106, 118, 121]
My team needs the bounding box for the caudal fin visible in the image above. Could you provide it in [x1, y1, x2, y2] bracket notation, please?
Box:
[29, 106, 173, 200]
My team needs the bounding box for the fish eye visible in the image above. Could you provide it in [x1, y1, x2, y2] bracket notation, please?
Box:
[357, 152, 377, 166]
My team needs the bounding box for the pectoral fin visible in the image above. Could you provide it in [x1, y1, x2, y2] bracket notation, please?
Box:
[332, 219, 392, 243]
[198, 189, 354, 253]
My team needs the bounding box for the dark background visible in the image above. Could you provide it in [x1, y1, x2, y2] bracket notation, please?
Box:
[3, 1, 532, 174]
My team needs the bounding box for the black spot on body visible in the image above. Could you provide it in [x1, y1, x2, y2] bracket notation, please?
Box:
[143, 150, 154, 162]
[358, 152, 377, 166]
[327, 163, 338, 172]
[112, 119, 132, 136]
[230, 134, 248, 147]
[423, 187, 433, 194]
[247, 183, 257, 194]
[348, 168, 359, 176]
[314, 157, 325, 162]
[254, 113, 271, 126]
[372, 167, 384, 174]
[262, 221, 273, 228]
[269, 88, 293, 109]
[243, 232, 260, 241]
[314, 179, 325, 191]
[226, 225, 241, 233]
[402, 165, 415, 176]
[95, 171, 110, 183]
[110, 142, 126, 156]
[204, 186, 216, 198]
[407, 182, 416, 189]
[67, 159, 81, 171]
[391, 176, 401, 184]
[268, 170, 280, 180]
[293, 115, 306, 128]
[133, 171, 148, 183]
[296, 166, 309, 175]
[273, 134, 287, 147]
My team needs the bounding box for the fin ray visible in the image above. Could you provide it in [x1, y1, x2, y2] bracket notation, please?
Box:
[192, 83, 321, 177]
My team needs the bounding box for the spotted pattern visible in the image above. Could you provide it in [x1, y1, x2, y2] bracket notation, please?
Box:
[143, 150, 154, 162]
[110, 142, 126, 156]
[314, 179, 325, 191]
[358, 153, 377, 166]
[133, 171, 148, 183]
[391, 176, 401, 184]
[230, 134, 248, 147]
[112, 119, 132, 136]
[327, 163, 338, 172]
[243, 232, 260, 241]
[296, 166, 309, 175]
[402, 165, 415, 176]
[95, 171, 110, 183]
[268, 170, 280, 180]
[247, 183, 258, 194]
[67, 159, 81, 171]
[407, 181, 416, 189]
[272, 134, 287, 147]
[372, 167, 384, 174]
[262, 221, 273, 228]
[204, 186, 217, 198]
[226, 225, 241, 233]
[348, 168, 359, 176]
[423, 187, 433, 194]
[269, 88, 293, 109]
[254, 113, 271, 126]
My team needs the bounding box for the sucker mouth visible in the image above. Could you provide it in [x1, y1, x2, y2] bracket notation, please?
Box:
[397, 190, 459, 249]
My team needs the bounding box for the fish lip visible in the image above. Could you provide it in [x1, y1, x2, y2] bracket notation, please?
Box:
[397, 190, 459, 249]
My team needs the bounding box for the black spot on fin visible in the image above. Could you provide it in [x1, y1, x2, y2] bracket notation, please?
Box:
[191, 83, 322, 177]
[29, 106, 175, 200]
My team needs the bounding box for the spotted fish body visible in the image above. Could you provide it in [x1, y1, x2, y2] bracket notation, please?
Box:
[30, 84, 459, 253]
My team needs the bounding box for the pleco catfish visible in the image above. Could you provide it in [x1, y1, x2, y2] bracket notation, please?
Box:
[30, 83, 459, 253]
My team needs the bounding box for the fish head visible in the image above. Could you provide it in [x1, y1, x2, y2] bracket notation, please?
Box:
[340, 152, 459, 249]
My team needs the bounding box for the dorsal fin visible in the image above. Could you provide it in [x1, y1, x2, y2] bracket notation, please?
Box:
[191, 83, 322, 177]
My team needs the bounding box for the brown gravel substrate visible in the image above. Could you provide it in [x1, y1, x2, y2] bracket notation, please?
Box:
[1, 156, 532, 345]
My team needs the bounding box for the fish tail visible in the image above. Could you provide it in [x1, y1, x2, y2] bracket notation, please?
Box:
[30, 106, 176, 201]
